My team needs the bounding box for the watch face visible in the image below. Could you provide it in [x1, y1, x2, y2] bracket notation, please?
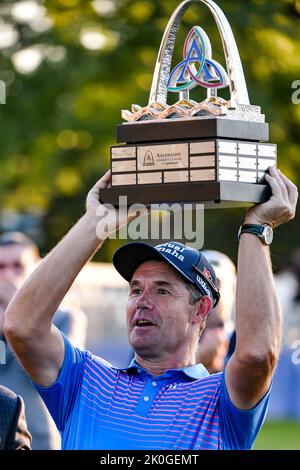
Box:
[263, 225, 273, 245]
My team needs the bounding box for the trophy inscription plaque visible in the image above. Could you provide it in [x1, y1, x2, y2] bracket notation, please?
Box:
[99, 0, 276, 208]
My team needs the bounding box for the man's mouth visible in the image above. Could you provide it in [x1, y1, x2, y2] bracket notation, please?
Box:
[134, 319, 156, 328]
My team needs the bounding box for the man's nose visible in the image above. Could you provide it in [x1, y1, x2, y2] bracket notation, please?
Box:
[0, 268, 19, 286]
[136, 289, 153, 309]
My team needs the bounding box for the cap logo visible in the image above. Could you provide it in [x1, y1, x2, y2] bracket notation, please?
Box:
[156, 243, 186, 262]
[203, 266, 213, 282]
[157, 242, 186, 252]
[196, 275, 211, 297]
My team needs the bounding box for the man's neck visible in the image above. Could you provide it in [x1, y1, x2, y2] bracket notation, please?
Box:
[134, 354, 196, 377]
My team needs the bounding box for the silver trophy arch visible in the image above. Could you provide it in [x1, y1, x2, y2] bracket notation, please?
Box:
[149, 0, 249, 107]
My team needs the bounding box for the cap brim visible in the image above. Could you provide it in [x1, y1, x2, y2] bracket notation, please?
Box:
[113, 242, 194, 287]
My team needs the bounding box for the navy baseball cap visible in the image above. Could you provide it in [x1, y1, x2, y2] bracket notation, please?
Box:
[113, 241, 220, 307]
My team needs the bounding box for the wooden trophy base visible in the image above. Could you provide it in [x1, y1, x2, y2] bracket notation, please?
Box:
[99, 180, 271, 208]
[99, 118, 276, 208]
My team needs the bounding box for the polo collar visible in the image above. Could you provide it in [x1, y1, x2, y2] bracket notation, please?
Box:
[113, 358, 209, 380]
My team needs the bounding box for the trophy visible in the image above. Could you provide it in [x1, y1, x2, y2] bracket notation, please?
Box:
[99, 0, 276, 208]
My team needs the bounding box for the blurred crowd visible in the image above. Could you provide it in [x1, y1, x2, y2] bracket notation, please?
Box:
[1, 230, 300, 449]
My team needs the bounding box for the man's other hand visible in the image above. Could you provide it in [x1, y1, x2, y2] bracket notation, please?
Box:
[245, 167, 298, 228]
[86, 170, 148, 239]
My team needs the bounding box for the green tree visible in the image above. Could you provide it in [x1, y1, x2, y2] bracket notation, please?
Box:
[0, 0, 299, 264]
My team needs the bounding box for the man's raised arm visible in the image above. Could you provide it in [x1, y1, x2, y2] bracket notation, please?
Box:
[226, 167, 298, 409]
[4, 171, 137, 387]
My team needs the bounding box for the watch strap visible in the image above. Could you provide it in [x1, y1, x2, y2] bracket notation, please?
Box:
[239, 224, 265, 238]
[238, 223, 273, 245]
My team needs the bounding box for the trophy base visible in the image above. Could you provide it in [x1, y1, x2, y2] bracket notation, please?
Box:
[99, 181, 271, 209]
[104, 121, 276, 208]
[117, 117, 269, 144]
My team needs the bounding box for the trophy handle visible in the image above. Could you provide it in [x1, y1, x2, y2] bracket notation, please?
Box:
[148, 0, 250, 107]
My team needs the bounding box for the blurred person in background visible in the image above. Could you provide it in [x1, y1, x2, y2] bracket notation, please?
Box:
[265, 248, 300, 421]
[289, 249, 300, 303]
[196, 250, 236, 373]
[276, 248, 300, 345]
[0, 384, 31, 450]
[0, 231, 87, 449]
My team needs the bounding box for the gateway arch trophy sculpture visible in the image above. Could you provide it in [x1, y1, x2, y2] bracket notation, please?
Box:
[99, 0, 276, 208]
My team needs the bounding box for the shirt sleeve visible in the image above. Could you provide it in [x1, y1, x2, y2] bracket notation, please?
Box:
[218, 369, 271, 449]
[7, 396, 32, 450]
[32, 334, 88, 432]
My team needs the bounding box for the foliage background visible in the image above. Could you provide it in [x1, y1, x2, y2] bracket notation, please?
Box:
[1, 0, 300, 449]
[0, 0, 299, 267]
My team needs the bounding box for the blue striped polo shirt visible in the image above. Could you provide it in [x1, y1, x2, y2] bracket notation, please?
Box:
[34, 334, 270, 450]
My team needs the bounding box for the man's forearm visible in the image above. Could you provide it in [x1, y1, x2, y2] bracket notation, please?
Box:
[235, 233, 281, 364]
[226, 168, 296, 409]
[4, 213, 102, 337]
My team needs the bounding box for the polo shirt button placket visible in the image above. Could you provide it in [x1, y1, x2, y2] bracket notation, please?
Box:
[135, 376, 163, 416]
[168, 383, 177, 390]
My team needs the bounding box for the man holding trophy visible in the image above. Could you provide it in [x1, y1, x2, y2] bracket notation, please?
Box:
[3, 0, 299, 450]
[3, 166, 298, 450]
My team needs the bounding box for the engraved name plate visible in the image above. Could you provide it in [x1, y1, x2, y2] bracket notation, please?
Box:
[137, 143, 189, 172]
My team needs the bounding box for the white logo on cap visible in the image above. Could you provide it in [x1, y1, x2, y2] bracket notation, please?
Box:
[157, 243, 185, 262]
[196, 275, 212, 297]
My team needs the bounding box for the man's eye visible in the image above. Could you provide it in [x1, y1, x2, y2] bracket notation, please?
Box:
[14, 263, 23, 269]
[131, 288, 142, 295]
[158, 288, 169, 295]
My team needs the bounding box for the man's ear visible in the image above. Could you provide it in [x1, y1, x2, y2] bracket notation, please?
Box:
[192, 296, 213, 325]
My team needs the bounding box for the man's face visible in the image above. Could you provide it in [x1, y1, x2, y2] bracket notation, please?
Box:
[0, 245, 39, 331]
[126, 260, 201, 361]
[0, 245, 36, 287]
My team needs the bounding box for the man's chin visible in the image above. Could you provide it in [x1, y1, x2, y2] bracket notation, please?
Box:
[129, 338, 158, 357]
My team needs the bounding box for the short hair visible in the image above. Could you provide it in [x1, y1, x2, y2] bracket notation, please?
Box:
[0, 231, 39, 257]
[185, 281, 203, 305]
[183, 279, 208, 338]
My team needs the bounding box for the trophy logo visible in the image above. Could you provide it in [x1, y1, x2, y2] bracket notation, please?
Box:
[167, 26, 229, 92]
[143, 151, 155, 167]
[100, 0, 277, 208]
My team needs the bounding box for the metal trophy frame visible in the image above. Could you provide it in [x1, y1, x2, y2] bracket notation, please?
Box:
[99, 0, 276, 208]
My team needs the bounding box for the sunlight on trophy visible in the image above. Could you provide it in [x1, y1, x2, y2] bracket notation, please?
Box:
[99, 0, 277, 208]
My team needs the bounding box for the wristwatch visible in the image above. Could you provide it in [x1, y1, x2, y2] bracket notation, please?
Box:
[238, 224, 273, 245]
